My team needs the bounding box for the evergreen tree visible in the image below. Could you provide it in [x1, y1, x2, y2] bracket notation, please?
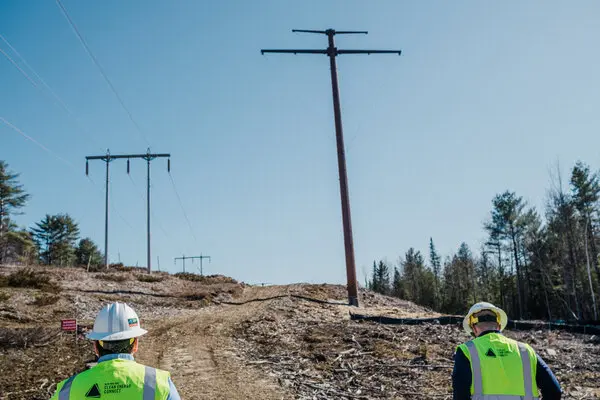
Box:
[31, 214, 80, 266]
[75, 237, 103, 266]
[0, 161, 30, 264]
[429, 238, 441, 308]
[392, 266, 403, 298]
[377, 260, 391, 295]
[570, 161, 600, 317]
[485, 191, 531, 319]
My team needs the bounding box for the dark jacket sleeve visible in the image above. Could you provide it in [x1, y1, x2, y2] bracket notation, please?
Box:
[536, 353, 562, 399]
[453, 347, 472, 400]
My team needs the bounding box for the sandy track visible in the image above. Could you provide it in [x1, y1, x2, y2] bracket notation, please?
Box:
[137, 287, 290, 400]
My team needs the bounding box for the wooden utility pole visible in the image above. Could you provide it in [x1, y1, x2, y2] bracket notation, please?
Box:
[86, 148, 170, 273]
[261, 29, 401, 306]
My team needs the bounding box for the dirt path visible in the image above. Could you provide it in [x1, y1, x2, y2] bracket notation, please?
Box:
[136, 287, 291, 400]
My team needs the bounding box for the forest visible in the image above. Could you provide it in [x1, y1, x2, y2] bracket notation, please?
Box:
[368, 161, 600, 322]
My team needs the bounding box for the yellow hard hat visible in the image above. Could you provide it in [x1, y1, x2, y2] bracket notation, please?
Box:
[463, 302, 508, 335]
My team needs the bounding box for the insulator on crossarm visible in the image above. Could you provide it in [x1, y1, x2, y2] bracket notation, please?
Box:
[86, 160, 89, 176]
[127, 159, 130, 174]
[167, 159, 171, 173]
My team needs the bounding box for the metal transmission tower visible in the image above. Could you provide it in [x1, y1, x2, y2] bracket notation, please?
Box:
[175, 254, 211, 274]
[86, 148, 170, 273]
[261, 29, 401, 307]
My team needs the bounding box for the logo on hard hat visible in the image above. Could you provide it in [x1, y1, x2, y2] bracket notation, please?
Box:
[127, 318, 138, 327]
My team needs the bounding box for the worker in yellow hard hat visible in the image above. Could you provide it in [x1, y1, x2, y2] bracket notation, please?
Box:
[452, 302, 562, 400]
[50, 302, 180, 399]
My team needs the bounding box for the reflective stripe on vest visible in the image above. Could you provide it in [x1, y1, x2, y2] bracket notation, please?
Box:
[57, 366, 158, 399]
[143, 366, 157, 400]
[58, 375, 76, 400]
[465, 340, 539, 400]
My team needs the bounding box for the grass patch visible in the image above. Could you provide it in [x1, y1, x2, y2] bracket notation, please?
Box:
[136, 274, 164, 283]
[0, 291, 10, 302]
[94, 273, 128, 282]
[2, 268, 62, 293]
[31, 293, 60, 306]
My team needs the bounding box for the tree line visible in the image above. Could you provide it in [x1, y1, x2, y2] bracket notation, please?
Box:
[0, 161, 102, 267]
[368, 161, 600, 322]
[4, 157, 600, 321]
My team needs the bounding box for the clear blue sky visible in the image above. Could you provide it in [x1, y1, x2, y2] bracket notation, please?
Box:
[1, 1, 599, 284]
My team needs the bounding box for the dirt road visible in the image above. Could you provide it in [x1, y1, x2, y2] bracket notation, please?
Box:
[138, 287, 291, 400]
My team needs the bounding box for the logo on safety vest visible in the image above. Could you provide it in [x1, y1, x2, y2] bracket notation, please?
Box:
[85, 383, 101, 398]
[485, 348, 497, 358]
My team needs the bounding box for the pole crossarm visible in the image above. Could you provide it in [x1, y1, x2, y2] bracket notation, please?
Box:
[262, 49, 401, 56]
[260, 28, 401, 307]
[86, 153, 170, 160]
[261, 49, 327, 55]
[291, 29, 368, 35]
[338, 50, 401, 55]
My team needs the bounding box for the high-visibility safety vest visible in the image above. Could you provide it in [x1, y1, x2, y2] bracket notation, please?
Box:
[457, 333, 539, 400]
[51, 358, 171, 400]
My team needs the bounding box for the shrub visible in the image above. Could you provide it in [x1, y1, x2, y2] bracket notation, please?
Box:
[94, 274, 128, 282]
[0, 291, 10, 302]
[137, 274, 164, 283]
[7, 268, 50, 288]
[32, 293, 60, 306]
[174, 273, 237, 285]
[3, 268, 61, 293]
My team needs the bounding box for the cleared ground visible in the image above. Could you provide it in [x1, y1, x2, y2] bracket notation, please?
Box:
[1, 265, 598, 399]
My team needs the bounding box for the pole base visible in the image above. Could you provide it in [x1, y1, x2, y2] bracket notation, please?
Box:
[348, 296, 359, 307]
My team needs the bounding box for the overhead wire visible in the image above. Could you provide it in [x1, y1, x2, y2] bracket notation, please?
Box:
[0, 47, 39, 88]
[54, 0, 152, 147]
[0, 116, 75, 168]
[168, 172, 198, 242]
[51, 1, 201, 262]
[0, 33, 105, 151]
[0, 116, 137, 233]
[127, 173, 171, 239]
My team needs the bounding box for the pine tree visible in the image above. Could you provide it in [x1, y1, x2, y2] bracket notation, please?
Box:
[429, 238, 441, 308]
[75, 238, 103, 266]
[31, 214, 80, 266]
[377, 260, 391, 295]
[0, 161, 30, 264]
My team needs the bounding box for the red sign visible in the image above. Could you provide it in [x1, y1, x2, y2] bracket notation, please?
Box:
[61, 319, 77, 331]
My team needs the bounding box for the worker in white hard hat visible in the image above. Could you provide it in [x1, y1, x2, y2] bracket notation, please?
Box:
[50, 302, 180, 400]
[452, 302, 561, 400]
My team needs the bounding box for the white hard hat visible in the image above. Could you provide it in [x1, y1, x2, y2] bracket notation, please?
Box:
[463, 302, 508, 335]
[87, 302, 148, 341]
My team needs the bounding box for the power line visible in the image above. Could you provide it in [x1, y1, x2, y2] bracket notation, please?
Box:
[0, 116, 137, 235]
[54, 0, 151, 147]
[168, 172, 198, 242]
[0, 33, 104, 151]
[128, 173, 170, 239]
[0, 116, 75, 168]
[0, 47, 39, 88]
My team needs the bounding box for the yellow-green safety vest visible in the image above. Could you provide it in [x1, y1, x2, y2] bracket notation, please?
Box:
[457, 333, 539, 400]
[51, 358, 171, 400]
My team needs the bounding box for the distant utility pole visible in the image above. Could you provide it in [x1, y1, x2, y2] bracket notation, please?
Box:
[86, 149, 115, 269]
[174, 254, 211, 275]
[261, 29, 401, 307]
[86, 148, 170, 273]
